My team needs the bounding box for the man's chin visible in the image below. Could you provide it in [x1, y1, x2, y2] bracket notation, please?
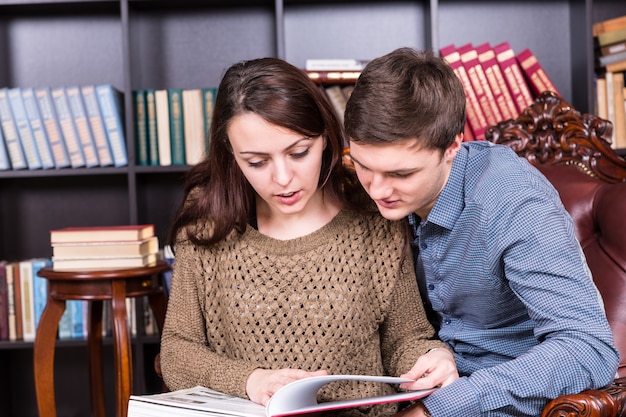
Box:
[376, 205, 410, 221]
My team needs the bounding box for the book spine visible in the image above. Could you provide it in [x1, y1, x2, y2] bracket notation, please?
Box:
[476, 43, 518, 121]
[31, 259, 51, 330]
[155, 89, 172, 166]
[306, 70, 361, 84]
[34, 87, 72, 169]
[168, 89, 186, 165]
[66, 86, 100, 167]
[494, 42, 534, 113]
[597, 26, 626, 47]
[70, 300, 85, 339]
[8, 87, 42, 169]
[21, 87, 55, 169]
[145, 89, 160, 166]
[51, 87, 86, 168]
[6, 263, 16, 341]
[0, 262, 8, 340]
[458, 44, 503, 126]
[0, 120, 11, 170]
[95, 84, 128, 167]
[81, 85, 114, 167]
[182, 89, 206, 165]
[611, 72, 626, 149]
[13, 262, 23, 340]
[324, 85, 348, 125]
[201, 88, 217, 152]
[0, 88, 28, 170]
[58, 306, 73, 340]
[19, 260, 36, 342]
[441, 45, 487, 140]
[133, 90, 150, 166]
[516, 49, 560, 97]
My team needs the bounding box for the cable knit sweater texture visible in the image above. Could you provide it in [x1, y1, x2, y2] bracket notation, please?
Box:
[160, 209, 444, 416]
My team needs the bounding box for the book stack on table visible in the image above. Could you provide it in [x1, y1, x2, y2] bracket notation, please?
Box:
[50, 224, 159, 271]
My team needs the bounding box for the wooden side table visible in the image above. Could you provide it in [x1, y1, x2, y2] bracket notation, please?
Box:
[34, 260, 171, 417]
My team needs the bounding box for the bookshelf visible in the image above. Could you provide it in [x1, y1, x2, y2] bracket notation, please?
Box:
[0, 0, 625, 415]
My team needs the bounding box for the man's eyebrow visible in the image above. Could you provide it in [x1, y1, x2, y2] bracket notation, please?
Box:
[350, 154, 417, 174]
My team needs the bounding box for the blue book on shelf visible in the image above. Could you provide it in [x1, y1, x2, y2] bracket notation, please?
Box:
[51, 86, 86, 168]
[81, 85, 114, 167]
[31, 258, 52, 330]
[0, 124, 10, 170]
[66, 85, 100, 167]
[0, 87, 28, 170]
[21, 87, 55, 170]
[70, 299, 85, 339]
[34, 87, 71, 169]
[8, 87, 43, 170]
[58, 303, 73, 339]
[96, 84, 128, 167]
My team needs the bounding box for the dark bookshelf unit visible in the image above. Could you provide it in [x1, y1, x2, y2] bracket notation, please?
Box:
[0, 0, 625, 416]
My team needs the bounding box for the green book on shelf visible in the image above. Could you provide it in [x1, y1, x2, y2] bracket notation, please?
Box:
[145, 89, 159, 166]
[133, 90, 150, 166]
[168, 88, 186, 165]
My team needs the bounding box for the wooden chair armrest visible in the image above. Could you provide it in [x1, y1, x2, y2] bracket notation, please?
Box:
[541, 378, 626, 417]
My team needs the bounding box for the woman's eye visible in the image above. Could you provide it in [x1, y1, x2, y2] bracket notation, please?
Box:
[248, 160, 265, 168]
[292, 149, 310, 159]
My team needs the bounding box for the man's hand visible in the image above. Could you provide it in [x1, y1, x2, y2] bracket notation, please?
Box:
[246, 368, 329, 406]
[399, 348, 458, 391]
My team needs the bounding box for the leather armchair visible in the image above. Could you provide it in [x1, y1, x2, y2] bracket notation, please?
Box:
[485, 91, 626, 417]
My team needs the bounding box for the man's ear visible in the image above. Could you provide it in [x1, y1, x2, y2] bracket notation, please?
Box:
[444, 134, 463, 161]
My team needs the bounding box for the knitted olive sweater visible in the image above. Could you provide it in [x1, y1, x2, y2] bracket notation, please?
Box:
[160, 209, 444, 416]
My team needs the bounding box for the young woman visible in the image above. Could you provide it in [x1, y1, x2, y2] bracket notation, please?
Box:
[160, 57, 457, 416]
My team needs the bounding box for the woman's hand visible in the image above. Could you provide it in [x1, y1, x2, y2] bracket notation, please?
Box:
[399, 348, 459, 391]
[246, 368, 329, 406]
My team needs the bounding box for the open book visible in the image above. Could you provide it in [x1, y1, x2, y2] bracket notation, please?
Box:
[127, 375, 437, 417]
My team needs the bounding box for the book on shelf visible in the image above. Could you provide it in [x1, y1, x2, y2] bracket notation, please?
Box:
[516, 48, 560, 97]
[13, 262, 23, 341]
[50, 224, 155, 244]
[0, 126, 10, 170]
[182, 88, 207, 165]
[81, 85, 114, 167]
[324, 85, 348, 125]
[95, 84, 128, 167]
[52, 252, 158, 271]
[596, 26, 626, 48]
[51, 86, 86, 168]
[0, 261, 8, 340]
[599, 39, 626, 57]
[8, 87, 44, 170]
[440, 44, 487, 140]
[606, 60, 626, 74]
[21, 87, 56, 169]
[66, 85, 100, 167]
[610, 71, 626, 149]
[31, 258, 51, 331]
[133, 90, 150, 166]
[146, 89, 160, 166]
[493, 41, 535, 113]
[475, 42, 518, 121]
[58, 301, 74, 340]
[34, 87, 72, 169]
[0, 87, 28, 170]
[6, 262, 18, 341]
[128, 375, 437, 417]
[593, 14, 626, 37]
[201, 87, 217, 151]
[18, 260, 36, 342]
[598, 49, 626, 67]
[155, 89, 172, 166]
[306, 70, 361, 84]
[305, 58, 369, 71]
[52, 235, 159, 258]
[458, 43, 504, 126]
[168, 88, 186, 165]
[595, 76, 608, 120]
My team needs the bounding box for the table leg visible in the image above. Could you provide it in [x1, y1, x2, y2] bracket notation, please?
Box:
[34, 296, 66, 417]
[88, 299, 105, 417]
[111, 281, 132, 417]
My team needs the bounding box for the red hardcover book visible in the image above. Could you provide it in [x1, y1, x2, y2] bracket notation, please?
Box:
[516, 48, 560, 97]
[475, 42, 518, 121]
[494, 42, 534, 113]
[440, 44, 487, 140]
[458, 43, 503, 126]
[0, 261, 8, 340]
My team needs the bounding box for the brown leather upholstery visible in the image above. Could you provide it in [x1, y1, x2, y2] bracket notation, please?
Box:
[485, 91, 626, 417]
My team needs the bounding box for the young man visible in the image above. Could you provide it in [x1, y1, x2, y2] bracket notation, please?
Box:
[343, 47, 619, 417]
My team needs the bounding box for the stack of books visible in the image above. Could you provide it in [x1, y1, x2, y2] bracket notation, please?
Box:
[593, 14, 626, 149]
[50, 224, 159, 271]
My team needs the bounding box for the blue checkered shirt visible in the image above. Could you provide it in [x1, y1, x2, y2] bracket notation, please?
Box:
[414, 141, 619, 416]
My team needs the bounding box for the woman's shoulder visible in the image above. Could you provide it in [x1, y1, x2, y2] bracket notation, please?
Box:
[338, 209, 406, 238]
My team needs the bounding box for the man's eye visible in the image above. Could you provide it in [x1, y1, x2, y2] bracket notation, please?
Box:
[390, 172, 412, 178]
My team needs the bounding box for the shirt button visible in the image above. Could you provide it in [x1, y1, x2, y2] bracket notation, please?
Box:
[422, 243, 428, 249]
[444, 319, 451, 325]
[428, 284, 434, 290]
